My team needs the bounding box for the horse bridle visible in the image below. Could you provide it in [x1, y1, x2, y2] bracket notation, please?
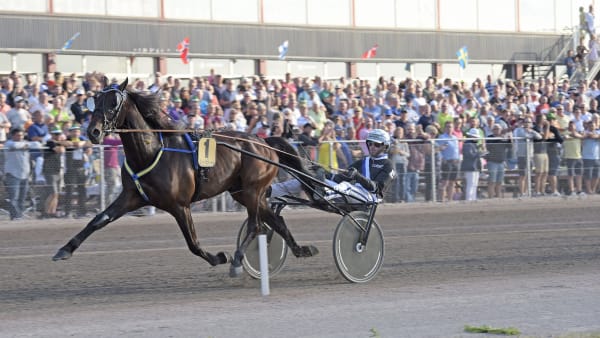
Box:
[98, 87, 128, 133]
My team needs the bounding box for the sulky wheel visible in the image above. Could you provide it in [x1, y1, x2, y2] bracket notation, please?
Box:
[237, 219, 288, 279]
[332, 211, 384, 283]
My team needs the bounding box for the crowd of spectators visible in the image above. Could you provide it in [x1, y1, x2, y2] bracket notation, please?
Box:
[2, 66, 600, 220]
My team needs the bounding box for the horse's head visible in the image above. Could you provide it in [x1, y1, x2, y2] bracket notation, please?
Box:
[87, 78, 129, 144]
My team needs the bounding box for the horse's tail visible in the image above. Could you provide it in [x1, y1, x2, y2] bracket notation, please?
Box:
[265, 137, 319, 194]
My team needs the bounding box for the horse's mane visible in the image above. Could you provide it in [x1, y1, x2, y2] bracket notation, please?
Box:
[126, 90, 181, 130]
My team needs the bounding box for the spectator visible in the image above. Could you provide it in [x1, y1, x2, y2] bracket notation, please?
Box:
[3, 127, 41, 220]
[532, 114, 551, 196]
[0, 93, 11, 115]
[6, 96, 30, 131]
[185, 110, 204, 130]
[586, 4, 596, 38]
[0, 106, 11, 144]
[485, 124, 513, 198]
[563, 121, 585, 196]
[70, 89, 90, 125]
[309, 102, 328, 137]
[357, 117, 374, 154]
[103, 133, 122, 204]
[27, 110, 49, 184]
[436, 122, 460, 202]
[513, 117, 542, 197]
[545, 113, 564, 196]
[29, 91, 53, 116]
[566, 50, 577, 78]
[461, 128, 485, 201]
[580, 6, 588, 38]
[317, 120, 340, 171]
[404, 124, 425, 203]
[226, 106, 247, 132]
[297, 123, 319, 161]
[417, 103, 434, 130]
[436, 101, 454, 132]
[63, 124, 92, 218]
[389, 126, 409, 202]
[588, 34, 600, 69]
[48, 95, 72, 128]
[422, 124, 441, 202]
[576, 37, 589, 72]
[582, 119, 600, 194]
[41, 127, 66, 218]
[168, 97, 185, 121]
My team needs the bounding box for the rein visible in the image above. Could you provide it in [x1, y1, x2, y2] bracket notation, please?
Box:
[110, 127, 328, 171]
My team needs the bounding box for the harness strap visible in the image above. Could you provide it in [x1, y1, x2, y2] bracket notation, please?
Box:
[124, 132, 200, 202]
[124, 148, 164, 202]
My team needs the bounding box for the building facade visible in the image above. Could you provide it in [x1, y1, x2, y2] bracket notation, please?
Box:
[0, 0, 588, 82]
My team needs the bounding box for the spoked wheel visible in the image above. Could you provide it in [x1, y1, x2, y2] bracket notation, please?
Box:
[237, 219, 288, 279]
[332, 211, 384, 283]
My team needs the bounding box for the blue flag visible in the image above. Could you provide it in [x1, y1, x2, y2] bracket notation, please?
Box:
[278, 40, 289, 60]
[457, 46, 468, 69]
[60, 32, 81, 51]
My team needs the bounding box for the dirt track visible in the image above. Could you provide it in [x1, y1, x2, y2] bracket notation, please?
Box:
[1, 197, 600, 337]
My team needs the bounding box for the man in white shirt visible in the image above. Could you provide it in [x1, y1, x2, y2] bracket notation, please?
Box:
[4, 127, 41, 220]
[6, 96, 30, 130]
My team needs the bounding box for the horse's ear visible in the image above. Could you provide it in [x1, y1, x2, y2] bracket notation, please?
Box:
[119, 78, 129, 92]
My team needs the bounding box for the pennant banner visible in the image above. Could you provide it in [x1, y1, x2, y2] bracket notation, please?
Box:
[177, 37, 190, 64]
[60, 32, 81, 51]
[362, 44, 378, 59]
[457, 46, 469, 69]
[278, 40, 289, 60]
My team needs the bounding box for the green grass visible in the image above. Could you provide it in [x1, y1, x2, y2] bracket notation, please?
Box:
[369, 327, 381, 338]
[464, 324, 520, 335]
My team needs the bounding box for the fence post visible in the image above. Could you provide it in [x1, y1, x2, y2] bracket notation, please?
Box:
[526, 138, 532, 197]
[221, 193, 227, 211]
[430, 138, 437, 202]
[328, 140, 335, 172]
[98, 145, 106, 211]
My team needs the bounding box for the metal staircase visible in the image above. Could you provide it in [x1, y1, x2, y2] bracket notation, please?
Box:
[519, 33, 574, 81]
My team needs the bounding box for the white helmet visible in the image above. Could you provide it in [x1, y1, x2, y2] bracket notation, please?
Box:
[366, 129, 391, 148]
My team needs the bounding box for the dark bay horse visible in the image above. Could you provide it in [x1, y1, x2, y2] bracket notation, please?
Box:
[52, 78, 318, 275]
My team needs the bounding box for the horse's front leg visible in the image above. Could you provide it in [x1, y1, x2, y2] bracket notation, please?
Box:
[170, 205, 231, 266]
[52, 191, 144, 261]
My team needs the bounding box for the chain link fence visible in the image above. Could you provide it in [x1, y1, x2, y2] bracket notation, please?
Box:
[0, 137, 578, 220]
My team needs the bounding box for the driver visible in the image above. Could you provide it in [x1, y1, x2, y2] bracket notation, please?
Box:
[269, 129, 395, 203]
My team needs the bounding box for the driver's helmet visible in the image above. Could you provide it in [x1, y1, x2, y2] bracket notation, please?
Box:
[366, 129, 391, 148]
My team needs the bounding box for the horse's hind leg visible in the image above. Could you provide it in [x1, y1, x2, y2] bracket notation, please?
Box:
[230, 204, 260, 277]
[260, 206, 319, 258]
[170, 205, 230, 266]
[53, 192, 143, 261]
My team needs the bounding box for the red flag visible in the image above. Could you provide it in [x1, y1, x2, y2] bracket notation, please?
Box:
[361, 44, 378, 59]
[177, 37, 190, 64]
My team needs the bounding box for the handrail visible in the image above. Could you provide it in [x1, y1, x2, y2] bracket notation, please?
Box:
[585, 60, 600, 82]
[543, 29, 578, 78]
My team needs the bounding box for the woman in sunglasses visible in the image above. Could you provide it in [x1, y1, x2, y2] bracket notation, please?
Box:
[269, 129, 395, 204]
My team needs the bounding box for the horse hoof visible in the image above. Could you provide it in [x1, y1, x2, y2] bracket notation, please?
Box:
[229, 264, 244, 278]
[306, 245, 319, 256]
[293, 245, 319, 258]
[216, 252, 231, 265]
[52, 249, 72, 261]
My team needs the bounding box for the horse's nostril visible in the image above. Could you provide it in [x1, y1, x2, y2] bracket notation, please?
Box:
[91, 129, 100, 138]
